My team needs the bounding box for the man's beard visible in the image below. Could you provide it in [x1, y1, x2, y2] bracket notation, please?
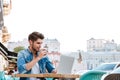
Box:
[31, 44, 38, 52]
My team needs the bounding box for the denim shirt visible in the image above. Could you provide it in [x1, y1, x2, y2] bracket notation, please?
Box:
[17, 48, 55, 80]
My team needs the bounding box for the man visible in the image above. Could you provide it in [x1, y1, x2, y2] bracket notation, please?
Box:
[17, 31, 57, 80]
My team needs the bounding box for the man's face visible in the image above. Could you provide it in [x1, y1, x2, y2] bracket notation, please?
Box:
[30, 39, 43, 52]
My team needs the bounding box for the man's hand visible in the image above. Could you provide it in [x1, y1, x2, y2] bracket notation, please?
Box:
[52, 69, 57, 74]
[37, 48, 48, 60]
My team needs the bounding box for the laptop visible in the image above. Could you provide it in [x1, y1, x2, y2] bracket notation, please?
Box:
[57, 55, 75, 74]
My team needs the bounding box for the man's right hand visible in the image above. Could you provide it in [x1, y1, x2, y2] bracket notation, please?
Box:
[37, 48, 48, 59]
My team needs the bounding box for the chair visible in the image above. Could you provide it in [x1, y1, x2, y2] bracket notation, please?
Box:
[5, 75, 14, 80]
[0, 71, 6, 80]
[101, 67, 120, 80]
[103, 73, 120, 80]
[79, 70, 107, 80]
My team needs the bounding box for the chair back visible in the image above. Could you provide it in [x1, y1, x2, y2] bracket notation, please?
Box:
[80, 70, 106, 80]
[104, 73, 120, 80]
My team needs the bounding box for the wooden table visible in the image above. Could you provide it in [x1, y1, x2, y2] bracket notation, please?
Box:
[12, 73, 80, 80]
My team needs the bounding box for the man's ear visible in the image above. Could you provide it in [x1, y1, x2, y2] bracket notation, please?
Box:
[29, 40, 32, 45]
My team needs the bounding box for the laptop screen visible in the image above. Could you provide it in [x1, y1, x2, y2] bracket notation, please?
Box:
[57, 55, 75, 74]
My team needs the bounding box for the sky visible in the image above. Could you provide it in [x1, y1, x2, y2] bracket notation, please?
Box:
[4, 0, 120, 52]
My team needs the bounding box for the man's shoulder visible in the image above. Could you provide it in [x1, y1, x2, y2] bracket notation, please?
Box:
[18, 49, 30, 56]
[17, 49, 32, 59]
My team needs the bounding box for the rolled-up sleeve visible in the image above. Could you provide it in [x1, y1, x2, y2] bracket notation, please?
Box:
[45, 57, 55, 73]
[17, 51, 28, 74]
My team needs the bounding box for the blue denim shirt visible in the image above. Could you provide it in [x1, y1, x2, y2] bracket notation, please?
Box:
[17, 48, 55, 80]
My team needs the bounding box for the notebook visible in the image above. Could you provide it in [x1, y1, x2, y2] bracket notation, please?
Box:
[57, 55, 75, 74]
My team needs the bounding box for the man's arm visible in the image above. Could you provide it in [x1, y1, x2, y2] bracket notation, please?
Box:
[45, 57, 57, 73]
[26, 49, 47, 70]
[25, 57, 41, 70]
[17, 51, 28, 74]
[17, 49, 49, 73]
[17, 50, 41, 73]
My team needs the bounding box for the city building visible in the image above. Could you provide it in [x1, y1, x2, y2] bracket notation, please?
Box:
[65, 38, 120, 72]
[104, 40, 117, 51]
[87, 38, 117, 52]
[87, 38, 106, 51]
[7, 38, 28, 51]
[42, 38, 60, 52]
[83, 51, 120, 70]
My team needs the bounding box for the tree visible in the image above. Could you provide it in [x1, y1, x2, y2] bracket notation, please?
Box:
[14, 46, 25, 53]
